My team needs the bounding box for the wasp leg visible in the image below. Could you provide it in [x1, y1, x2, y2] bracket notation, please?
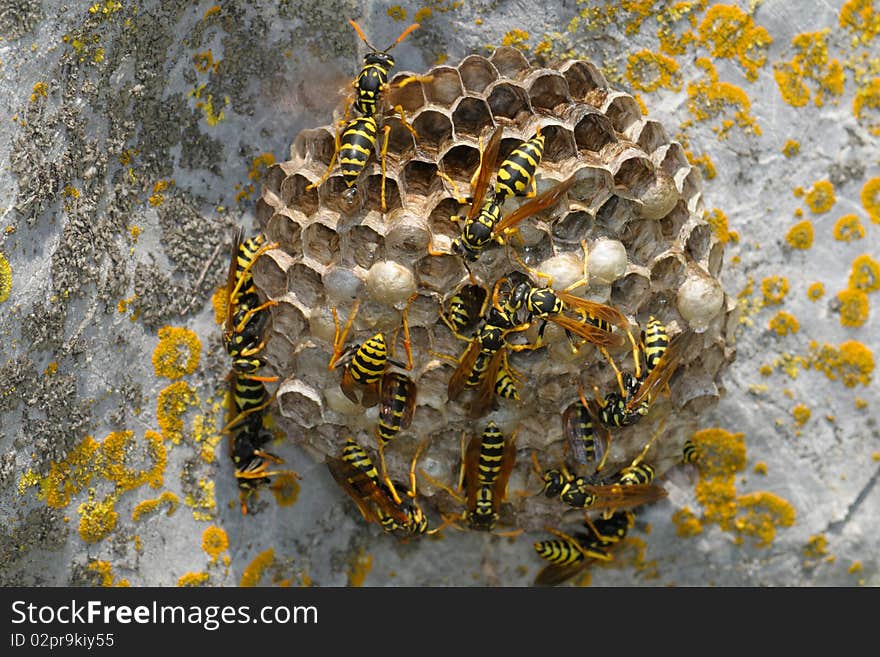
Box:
[233, 299, 279, 335]
[329, 299, 361, 370]
[229, 242, 281, 305]
[305, 119, 344, 193]
[389, 293, 417, 371]
[379, 124, 391, 212]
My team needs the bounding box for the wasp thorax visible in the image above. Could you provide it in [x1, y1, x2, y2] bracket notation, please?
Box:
[254, 49, 735, 532]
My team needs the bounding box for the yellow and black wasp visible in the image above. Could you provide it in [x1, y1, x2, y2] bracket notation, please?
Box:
[223, 227, 279, 378]
[328, 295, 415, 408]
[327, 437, 432, 538]
[533, 510, 635, 586]
[494, 128, 546, 202]
[562, 384, 609, 471]
[420, 421, 519, 534]
[682, 439, 700, 464]
[307, 20, 422, 212]
[440, 281, 489, 341]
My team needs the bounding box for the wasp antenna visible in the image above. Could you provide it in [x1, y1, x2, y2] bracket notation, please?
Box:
[387, 22, 420, 50]
[348, 19, 379, 52]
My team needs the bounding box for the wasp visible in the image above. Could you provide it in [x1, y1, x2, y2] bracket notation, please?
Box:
[327, 437, 432, 537]
[328, 295, 415, 407]
[420, 421, 519, 533]
[494, 128, 546, 202]
[231, 426, 299, 516]
[440, 282, 489, 341]
[641, 315, 669, 374]
[223, 228, 280, 375]
[533, 511, 635, 586]
[374, 370, 417, 478]
[682, 439, 700, 464]
[621, 328, 685, 417]
[562, 385, 609, 471]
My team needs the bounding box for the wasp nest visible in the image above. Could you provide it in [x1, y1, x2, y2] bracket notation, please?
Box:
[253, 47, 736, 531]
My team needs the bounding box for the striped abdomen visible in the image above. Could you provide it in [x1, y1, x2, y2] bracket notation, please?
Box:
[455, 200, 502, 259]
[232, 377, 267, 415]
[476, 421, 506, 487]
[563, 400, 598, 465]
[339, 116, 378, 189]
[560, 477, 597, 509]
[643, 316, 669, 373]
[467, 485, 498, 530]
[494, 365, 519, 400]
[376, 373, 413, 446]
[233, 235, 265, 300]
[341, 439, 382, 485]
[682, 439, 699, 464]
[618, 464, 655, 486]
[494, 133, 545, 202]
[348, 333, 387, 384]
[534, 538, 584, 566]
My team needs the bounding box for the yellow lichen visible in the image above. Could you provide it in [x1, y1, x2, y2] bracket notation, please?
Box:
[501, 29, 530, 50]
[151, 326, 202, 379]
[347, 549, 373, 587]
[271, 472, 301, 507]
[688, 151, 717, 180]
[185, 479, 216, 521]
[132, 491, 179, 521]
[837, 288, 869, 327]
[785, 220, 814, 249]
[77, 495, 119, 544]
[129, 225, 141, 242]
[177, 572, 210, 587]
[754, 462, 768, 475]
[862, 177, 880, 223]
[761, 275, 789, 305]
[808, 340, 875, 387]
[687, 58, 761, 138]
[157, 381, 197, 445]
[774, 30, 844, 108]
[147, 179, 174, 206]
[705, 208, 738, 243]
[804, 534, 828, 559]
[848, 254, 880, 292]
[853, 76, 880, 135]
[0, 252, 11, 303]
[855, 397, 868, 410]
[733, 492, 796, 547]
[625, 49, 682, 92]
[102, 430, 166, 492]
[414, 7, 432, 22]
[211, 285, 229, 326]
[834, 214, 866, 242]
[697, 4, 772, 81]
[241, 548, 275, 587]
[671, 506, 703, 537]
[804, 180, 835, 214]
[193, 50, 218, 74]
[807, 282, 825, 301]
[201, 525, 229, 562]
[848, 561, 863, 574]
[23, 436, 101, 508]
[768, 311, 799, 336]
[782, 139, 800, 157]
[792, 404, 811, 426]
[87, 560, 129, 587]
[759, 364, 772, 376]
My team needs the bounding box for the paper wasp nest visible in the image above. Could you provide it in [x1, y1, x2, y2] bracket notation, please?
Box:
[253, 48, 736, 531]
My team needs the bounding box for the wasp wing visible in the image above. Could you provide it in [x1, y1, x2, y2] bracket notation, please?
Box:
[466, 125, 504, 222]
[625, 333, 686, 412]
[468, 347, 506, 419]
[447, 338, 482, 401]
[491, 174, 576, 237]
[225, 226, 245, 338]
[379, 371, 417, 430]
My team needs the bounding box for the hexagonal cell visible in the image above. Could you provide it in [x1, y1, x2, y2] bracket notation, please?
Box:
[387, 72, 427, 114]
[682, 167, 703, 203]
[428, 196, 464, 240]
[610, 271, 652, 316]
[574, 111, 617, 153]
[707, 239, 724, 277]
[685, 222, 712, 263]
[270, 295, 308, 342]
[614, 156, 655, 196]
[594, 195, 632, 236]
[294, 126, 337, 166]
[621, 216, 663, 265]
[322, 265, 363, 305]
[604, 94, 642, 135]
[316, 173, 366, 216]
[558, 59, 608, 101]
[385, 214, 431, 260]
[439, 143, 480, 190]
[265, 210, 303, 255]
[286, 262, 324, 309]
[411, 109, 454, 154]
[451, 96, 495, 138]
[401, 159, 442, 200]
[261, 331, 297, 379]
[264, 162, 286, 197]
[539, 123, 576, 164]
[649, 252, 686, 290]
[363, 173, 403, 215]
[277, 377, 323, 429]
[569, 165, 614, 212]
[255, 196, 275, 229]
[406, 291, 440, 329]
[302, 221, 340, 267]
[348, 224, 383, 270]
[552, 210, 594, 244]
[486, 81, 533, 123]
[280, 173, 320, 217]
[416, 252, 465, 293]
[459, 54, 498, 93]
[636, 120, 669, 156]
[659, 141, 689, 180]
[527, 71, 571, 111]
[659, 200, 689, 241]
[423, 66, 464, 106]
[489, 46, 530, 78]
[251, 248, 294, 299]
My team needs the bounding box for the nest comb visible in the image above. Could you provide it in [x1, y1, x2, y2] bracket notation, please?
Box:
[252, 47, 737, 531]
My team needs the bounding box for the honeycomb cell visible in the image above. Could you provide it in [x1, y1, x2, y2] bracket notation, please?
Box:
[428, 196, 464, 240]
[401, 159, 442, 200]
[558, 59, 608, 101]
[270, 295, 308, 344]
[303, 221, 340, 267]
[604, 93, 642, 135]
[287, 262, 324, 309]
[659, 141, 690, 182]
[277, 378, 323, 429]
[650, 252, 687, 290]
[294, 127, 337, 167]
[405, 291, 441, 329]
[256, 196, 276, 229]
[636, 120, 670, 156]
[348, 224, 383, 270]
[588, 238, 628, 285]
[659, 200, 690, 240]
[265, 210, 303, 255]
[264, 163, 286, 197]
[411, 109, 454, 154]
[573, 110, 617, 153]
[416, 252, 464, 293]
[459, 55, 499, 93]
[489, 46, 530, 78]
[685, 222, 712, 263]
[438, 144, 480, 192]
[252, 248, 294, 299]
[486, 81, 532, 122]
[451, 96, 495, 138]
[385, 213, 431, 260]
[610, 270, 652, 314]
[538, 123, 576, 164]
[363, 174, 403, 215]
[387, 72, 427, 114]
[527, 71, 571, 111]
[280, 173, 320, 217]
[423, 66, 464, 106]
[707, 240, 724, 277]
[552, 210, 595, 244]
[365, 260, 417, 307]
[322, 265, 363, 305]
[636, 170, 680, 221]
[676, 265, 724, 332]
